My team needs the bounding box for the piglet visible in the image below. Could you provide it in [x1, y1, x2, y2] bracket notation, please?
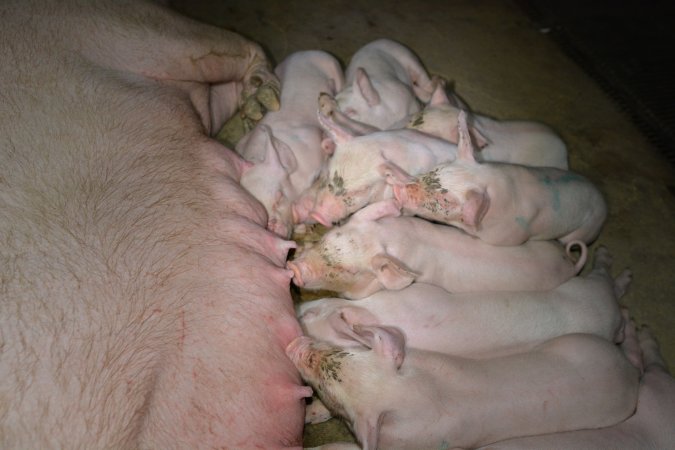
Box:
[288, 199, 587, 299]
[336, 38, 437, 130]
[478, 324, 675, 450]
[288, 325, 639, 450]
[308, 110, 458, 227]
[407, 82, 569, 169]
[298, 246, 628, 359]
[392, 110, 607, 246]
[237, 50, 344, 237]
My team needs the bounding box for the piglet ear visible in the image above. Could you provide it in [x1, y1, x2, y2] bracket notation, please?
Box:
[457, 110, 478, 162]
[379, 161, 416, 186]
[263, 126, 298, 173]
[470, 127, 490, 150]
[352, 411, 383, 450]
[327, 78, 338, 96]
[429, 80, 451, 106]
[461, 189, 490, 230]
[318, 107, 355, 145]
[258, 125, 298, 173]
[328, 309, 359, 341]
[350, 199, 401, 223]
[370, 253, 417, 291]
[235, 156, 255, 176]
[447, 121, 490, 150]
[351, 324, 406, 369]
[355, 67, 381, 107]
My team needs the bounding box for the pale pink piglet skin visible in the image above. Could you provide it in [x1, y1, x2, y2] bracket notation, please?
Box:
[298, 246, 627, 358]
[287, 326, 639, 450]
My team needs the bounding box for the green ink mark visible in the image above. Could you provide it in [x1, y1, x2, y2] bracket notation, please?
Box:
[538, 174, 561, 212]
[438, 440, 451, 450]
[556, 172, 584, 183]
[515, 216, 530, 231]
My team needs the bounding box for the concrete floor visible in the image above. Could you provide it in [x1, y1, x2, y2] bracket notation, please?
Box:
[173, 1, 675, 446]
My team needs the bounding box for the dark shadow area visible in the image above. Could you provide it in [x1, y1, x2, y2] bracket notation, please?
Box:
[518, 0, 675, 167]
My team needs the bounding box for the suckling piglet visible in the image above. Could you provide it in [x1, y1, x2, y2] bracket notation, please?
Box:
[407, 82, 569, 169]
[288, 199, 587, 299]
[308, 110, 459, 227]
[287, 325, 639, 450]
[298, 246, 629, 359]
[237, 50, 344, 237]
[392, 110, 607, 245]
[336, 38, 437, 130]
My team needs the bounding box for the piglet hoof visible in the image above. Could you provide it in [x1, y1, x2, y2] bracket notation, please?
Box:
[254, 82, 281, 112]
[215, 113, 252, 148]
[592, 245, 613, 271]
[613, 269, 633, 299]
[318, 92, 338, 116]
[637, 326, 669, 373]
[241, 63, 281, 113]
[239, 73, 280, 124]
[619, 308, 644, 374]
[242, 96, 264, 121]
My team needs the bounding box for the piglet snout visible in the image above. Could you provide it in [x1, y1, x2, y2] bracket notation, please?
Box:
[392, 183, 408, 205]
[310, 211, 333, 228]
[285, 335, 313, 365]
[287, 260, 305, 287]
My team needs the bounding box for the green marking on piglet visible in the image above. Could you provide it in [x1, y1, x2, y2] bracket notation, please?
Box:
[538, 174, 561, 212]
[515, 216, 530, 231]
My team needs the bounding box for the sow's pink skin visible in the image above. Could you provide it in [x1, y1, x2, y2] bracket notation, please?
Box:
[287, 325, 639, 450]
[308, 109, 459, 227]
[288, 199, 587, 299]
[479, 324, 675, 450]
[392, 111, 607, 246]
[0, 1, 310, 448]
[407, 82, 569, 169]
[297, 246, 629, 359]
[335, 38, 437, 130]
[236, 50, 345, 238]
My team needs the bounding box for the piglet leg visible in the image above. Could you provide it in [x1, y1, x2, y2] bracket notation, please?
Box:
[75, 1, 280, 132]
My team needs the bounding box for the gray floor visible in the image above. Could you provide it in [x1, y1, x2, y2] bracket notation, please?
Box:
[172, 1, 675, 446]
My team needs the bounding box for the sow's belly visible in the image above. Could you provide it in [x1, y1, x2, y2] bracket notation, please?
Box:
[137, 204, 309, 449]
[0, 83, 306, 450]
